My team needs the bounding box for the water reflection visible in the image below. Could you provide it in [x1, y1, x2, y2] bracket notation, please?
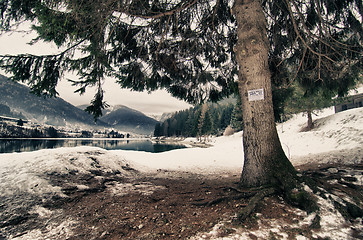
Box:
[0, 139, 186, 153]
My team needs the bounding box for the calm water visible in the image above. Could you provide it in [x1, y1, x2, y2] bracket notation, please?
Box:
[0, 139, 186, 154]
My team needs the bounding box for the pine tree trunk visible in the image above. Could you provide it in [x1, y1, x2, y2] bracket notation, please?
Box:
[233, 0, 296, 188]
[307, 110, 313, 130]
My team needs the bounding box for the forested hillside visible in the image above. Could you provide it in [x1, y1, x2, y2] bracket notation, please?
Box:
[154, 101, 243, 137]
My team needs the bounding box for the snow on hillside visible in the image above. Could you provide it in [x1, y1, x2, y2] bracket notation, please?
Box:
[0, 106, 362, 239]
[116, 107, 362, 175]
[280, 107, 361, 154]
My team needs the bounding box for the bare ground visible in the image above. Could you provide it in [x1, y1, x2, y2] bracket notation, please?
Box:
[1, 163, 362, 239]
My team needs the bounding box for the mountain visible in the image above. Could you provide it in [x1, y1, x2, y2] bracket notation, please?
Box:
[96, 105, 159, 135]
[0, 75, 107, 129]
[149, 112, 174, 122]
[0, 74, 159, 134]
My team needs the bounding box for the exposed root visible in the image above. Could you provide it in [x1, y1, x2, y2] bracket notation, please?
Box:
[301, 166, 363, 222]
[235, 187, 276, 222]
[230, 165, 363, 226]
[192, 193, 251, 207]
[180, 165, 362, 233]
[309, 214, 321, 230]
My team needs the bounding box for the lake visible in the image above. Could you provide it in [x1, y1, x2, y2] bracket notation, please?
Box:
[0, 139, 187, 154]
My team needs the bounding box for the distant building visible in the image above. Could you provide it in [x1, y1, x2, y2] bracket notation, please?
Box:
[334, 93, 363, 113]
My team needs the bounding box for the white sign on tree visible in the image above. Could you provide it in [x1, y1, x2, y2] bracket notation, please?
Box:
[248, 89, 265, 101]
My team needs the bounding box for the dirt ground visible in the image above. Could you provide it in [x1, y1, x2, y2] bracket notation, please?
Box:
[58, 165, 363, 239]
[63, 175, 243, 239]
[2, 163, 362, 240]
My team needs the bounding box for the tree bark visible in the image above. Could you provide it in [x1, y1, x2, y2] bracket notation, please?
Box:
[307, 110, 314, 130]
[233, 0, 296, 188]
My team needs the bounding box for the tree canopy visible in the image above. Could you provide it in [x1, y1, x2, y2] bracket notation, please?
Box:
[0, 0, 361, 116]
[1, 0, 238, 118]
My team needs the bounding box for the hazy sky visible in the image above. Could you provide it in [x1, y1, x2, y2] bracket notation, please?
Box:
[0, 27, 191, 116]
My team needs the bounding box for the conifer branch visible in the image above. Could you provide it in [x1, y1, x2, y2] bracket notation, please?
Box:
[116, 0, 198, 20]
[284, 0, 337, 64]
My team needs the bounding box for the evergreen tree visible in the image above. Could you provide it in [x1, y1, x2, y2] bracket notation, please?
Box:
[219, 104, 234, 131]
[162, 121, 169, 137]
[197, 103, 208, 140]
[230, 97, 243, 131]
[176, 110, 189, 136]
[286, 82, 334, 130]
[154, 123, 162, 137]
[47, 126, 58, 138]
[31, 128, 42, 138]
[201, 111, 212, 140]
[155, 102, 236, 137]
[1, 0, 361, 201]
[210, 107, 221, 135]
[191, 107, 202, 137]
[184, 109, 197, 137]
[169, 118, 178, 136]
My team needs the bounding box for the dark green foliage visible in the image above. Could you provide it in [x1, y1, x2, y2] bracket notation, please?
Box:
[47, 126, 58, 138]
[2, 54, 63, 97]
[1, 0, 238, 118]
[346, 202, 363, 219]
[0, 0, 40, 30]
[230, 97, 243, 131]
[30, 128, 42, 138]
[0, 0, 361, 119]
[154, 123, 162, 137]
[219, 104, 234, 131]
[272, 86, 293, 123]
[286, 83, 334, 112]
[155, 102, 234, 137]
[85, 90, 109, 120]
[200, 111, 212, 136]
[155, 91, 291, 137]
[80, 130, 93, 138]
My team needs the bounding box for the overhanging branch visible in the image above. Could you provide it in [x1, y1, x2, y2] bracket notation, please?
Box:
[116, 0, 198, 20]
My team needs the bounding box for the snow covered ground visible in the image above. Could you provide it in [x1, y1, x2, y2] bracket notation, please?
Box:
[117, 106, 362, 174]
[0, 107, 362, 239]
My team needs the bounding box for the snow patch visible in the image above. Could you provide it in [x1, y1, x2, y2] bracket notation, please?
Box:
[13, 218, 77, 240]
[107, 182, 166, 196]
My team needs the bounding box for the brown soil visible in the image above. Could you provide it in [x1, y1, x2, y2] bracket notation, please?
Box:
[63, 175, 244, 239]
[2, 165, 362, 239]
[56, 163, 363, 240]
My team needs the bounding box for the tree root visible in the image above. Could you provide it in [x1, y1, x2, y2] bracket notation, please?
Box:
[191, 191, 256, 207]
[191, 186, 276, 222]
[193, 166, 362, 228]
[236, 187, 276, 222]
[309, 213, 321, 230]
[302, 167, 363, 221]
[192, 193, 255, 207]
